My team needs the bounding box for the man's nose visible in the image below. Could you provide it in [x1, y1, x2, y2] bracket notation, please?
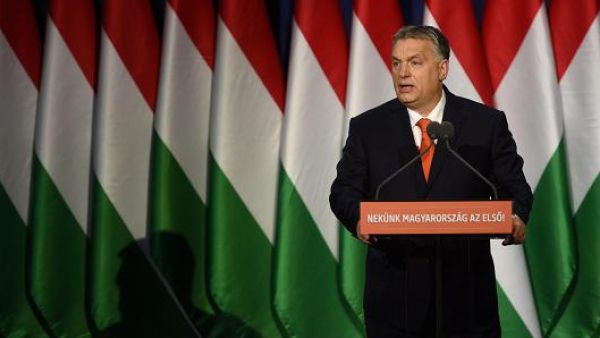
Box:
[398, 62, 410, 77]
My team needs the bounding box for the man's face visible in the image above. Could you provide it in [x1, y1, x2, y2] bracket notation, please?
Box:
[391, 38, 448, 115]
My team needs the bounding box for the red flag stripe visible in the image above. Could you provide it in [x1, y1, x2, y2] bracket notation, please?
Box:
[482, 0, 542, 92]
[550, 0, 600, 81]
[49, 0, 97, 88]
[354, 0, 403, 72]
[169, 0, 216, 70]
[103, 0, 160, 110]
[220, 0, 285, 111]
[295, 0, 348, 105]
[0, 0, 41, 89]
[427, 0, 493, 106]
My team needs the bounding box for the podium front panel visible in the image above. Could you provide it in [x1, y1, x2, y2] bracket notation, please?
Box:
[359, 201, 512, 235]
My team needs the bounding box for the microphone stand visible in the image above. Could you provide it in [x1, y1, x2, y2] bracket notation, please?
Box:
[373, 122, 445, 336]
[439, 125, 500, 335]
[444, 138, 499, 200]
[372, 129, 436, 335]
[374, 143, 434, 201]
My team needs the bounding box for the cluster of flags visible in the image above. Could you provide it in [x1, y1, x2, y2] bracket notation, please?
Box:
[1, 0, 599, 337]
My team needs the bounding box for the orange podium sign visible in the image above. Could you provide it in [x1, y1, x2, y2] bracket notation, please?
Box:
[359, 201, 512, 235]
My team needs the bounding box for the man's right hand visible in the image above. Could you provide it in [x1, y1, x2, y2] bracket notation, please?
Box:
[357, 222, 376, 245]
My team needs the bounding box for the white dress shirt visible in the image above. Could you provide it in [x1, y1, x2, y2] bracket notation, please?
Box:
[407, 90, 446, 148]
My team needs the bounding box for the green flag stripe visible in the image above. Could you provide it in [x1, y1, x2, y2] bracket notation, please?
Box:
[497, 283, 532, 337]
[523, 140, 576, 334]
[274, 168, 363, 338]
[149, 134, 214, 330]
[0, 184, 48, 337]
[339, 228, 366, 330]
[550, 174, 600, 337]
[207, 154, 282, 337]
[28, 156, 90, 337]
[89, 177, 197, 337]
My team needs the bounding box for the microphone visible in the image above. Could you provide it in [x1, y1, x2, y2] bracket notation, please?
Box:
[438, 121, 454, 140]
[374, 122, 440, 200]
[440, 121, 499, 200]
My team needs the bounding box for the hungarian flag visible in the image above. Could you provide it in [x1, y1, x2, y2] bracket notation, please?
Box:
[424, 1, 537, 336]
[89, 0, 197, 335]
[341, 0, 403, 328]
[0, 0, 46, 336]
[483, 0, 575, 336]
[207, 0, 285, 336]
[149, 0, 216, 332]
[549, 0, 600, 336]
[27, 0, 95, 335]
[274, 0, 362, 336]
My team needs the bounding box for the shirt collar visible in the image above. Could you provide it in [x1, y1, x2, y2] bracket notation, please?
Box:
[407, 90, 446, 127]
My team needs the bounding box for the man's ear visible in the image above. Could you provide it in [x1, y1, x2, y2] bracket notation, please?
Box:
[439, 59, 449, 81]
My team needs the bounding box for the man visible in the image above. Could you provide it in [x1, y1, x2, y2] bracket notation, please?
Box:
[329, 26, 532, 337]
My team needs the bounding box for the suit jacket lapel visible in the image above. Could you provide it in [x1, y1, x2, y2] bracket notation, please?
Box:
[388, 100, 429, 198]
[427, 88, 466, 190]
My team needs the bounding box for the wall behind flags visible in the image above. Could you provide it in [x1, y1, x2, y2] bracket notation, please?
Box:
[1, 0, 599, 337]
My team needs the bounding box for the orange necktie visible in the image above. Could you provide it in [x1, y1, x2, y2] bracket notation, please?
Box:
[417, 118, 435, 182]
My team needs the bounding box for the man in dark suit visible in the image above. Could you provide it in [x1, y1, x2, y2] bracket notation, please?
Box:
[329, 26, 532, 337]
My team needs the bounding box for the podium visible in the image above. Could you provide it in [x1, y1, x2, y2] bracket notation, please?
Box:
[359, 200, 512, 236]
[359, 200, 513, 337]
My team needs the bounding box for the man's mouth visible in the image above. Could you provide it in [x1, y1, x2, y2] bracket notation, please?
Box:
[398, 84, 414, 92]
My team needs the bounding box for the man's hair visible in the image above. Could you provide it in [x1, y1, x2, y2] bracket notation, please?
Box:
[393, 25, 450, 60]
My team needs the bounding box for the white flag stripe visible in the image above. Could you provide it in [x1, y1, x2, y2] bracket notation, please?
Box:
[155, 5, 211, 200]
[282, 22, 345, 259]
[561, 16, 600, 211]
[36, 18, 93, 231]
[494, 8, 563, 189]
[94, 30, 153, 240]
[210, 18, 281, 243]
[423, 8, 483, 104]
[345, 14, 394, 122]
[0, 31, 37, 222]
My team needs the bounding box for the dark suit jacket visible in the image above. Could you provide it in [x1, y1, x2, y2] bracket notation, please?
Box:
[329, 88, 533, 337]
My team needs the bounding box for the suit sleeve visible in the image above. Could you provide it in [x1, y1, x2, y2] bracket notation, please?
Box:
[490, 111, 534, 223]
[329, 118, 370, 235]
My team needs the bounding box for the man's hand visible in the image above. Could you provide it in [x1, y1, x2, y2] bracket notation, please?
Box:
[503, 214, 526, 246]
[357, 222, 377, 245]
